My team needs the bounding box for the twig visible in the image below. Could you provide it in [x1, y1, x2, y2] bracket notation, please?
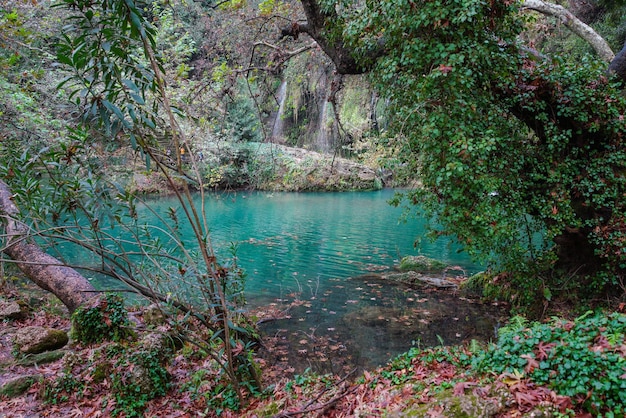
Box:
[272, 369, 358, 417]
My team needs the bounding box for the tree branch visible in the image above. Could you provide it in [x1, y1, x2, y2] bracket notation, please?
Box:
[521, 0, 615, 62]
[253, 41, 316, 59]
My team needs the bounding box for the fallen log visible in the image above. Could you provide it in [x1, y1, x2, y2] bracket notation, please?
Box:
[0, 179, 96, 313]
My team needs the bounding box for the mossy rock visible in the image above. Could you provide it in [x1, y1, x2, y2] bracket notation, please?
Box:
[382, 271, 458, 288]
[16, 349, 66, 366]
[459, 271, 513, 302]
[0, 374, 43, 397]
[400, 386, 506, 417]
[398, 256, 448, 273]
[13, 327, 68, 355]
[0, 299, 29, 320]
[459, 271, 492, 297]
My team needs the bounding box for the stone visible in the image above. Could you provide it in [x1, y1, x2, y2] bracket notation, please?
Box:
[398, 255, 448, 273]
[143, 304, 167, 326]
[0, 374, 42, 397]
[0, 300, 28, 320]
[382, 271, 458, 289]
[12, 326, 69, 355]
[399, 386, 507, 417]
[15, 349, 66, 366]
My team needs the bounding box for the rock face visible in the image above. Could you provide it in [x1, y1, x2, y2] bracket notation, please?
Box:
[12, 326, 69, 355]
[253, 144, 383, 192]
[124, 143, 384, 193]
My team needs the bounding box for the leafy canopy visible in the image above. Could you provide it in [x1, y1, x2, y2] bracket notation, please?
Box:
[334, 0, 626, 302]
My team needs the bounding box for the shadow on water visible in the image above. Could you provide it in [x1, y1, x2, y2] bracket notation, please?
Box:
[255, 274, 507, 376]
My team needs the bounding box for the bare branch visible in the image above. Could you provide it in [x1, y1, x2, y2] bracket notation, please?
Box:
[253, 41, 316, 58]
[521, 0, 615, 62]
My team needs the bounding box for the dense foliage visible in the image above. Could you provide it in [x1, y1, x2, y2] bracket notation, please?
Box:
[2, 1, 626, 415]
[71, 294, 133, 344]
[475, 312, 626, 416]
[332, 0, 626, 307]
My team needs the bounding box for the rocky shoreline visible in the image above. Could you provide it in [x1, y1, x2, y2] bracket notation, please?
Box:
[121, 143, 398, 195]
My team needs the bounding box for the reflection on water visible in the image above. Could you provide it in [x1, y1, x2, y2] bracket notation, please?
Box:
[66, 189, 506, 372]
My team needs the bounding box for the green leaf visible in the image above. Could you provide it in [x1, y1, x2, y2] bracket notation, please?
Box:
[543, 287, 552, 301]
[129, 93, 145, 105]
[102, 100, 126, 123]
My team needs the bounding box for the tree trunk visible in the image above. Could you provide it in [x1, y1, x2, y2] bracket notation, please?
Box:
[608, 42, 626, 83]
[0, 179, 96, 313]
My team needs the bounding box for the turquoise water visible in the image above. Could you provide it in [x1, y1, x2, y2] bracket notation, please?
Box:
[129, 190, 504, 372]
[55, 189, 503, 372]
[138, 189, 477, 301]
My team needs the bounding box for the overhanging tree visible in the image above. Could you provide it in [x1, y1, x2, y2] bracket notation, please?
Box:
[279, 0, 626, 305]
[0, 0, 261, 404]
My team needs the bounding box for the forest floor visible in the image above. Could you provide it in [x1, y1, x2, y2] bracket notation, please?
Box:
[1, 280, 614, 418]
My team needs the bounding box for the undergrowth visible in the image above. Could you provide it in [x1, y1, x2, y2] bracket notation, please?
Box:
[474, 312, 626, 416]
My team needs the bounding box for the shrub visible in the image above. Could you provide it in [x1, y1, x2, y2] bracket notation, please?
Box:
[474, 312, 626, 415]
[71, 293, 133, 344]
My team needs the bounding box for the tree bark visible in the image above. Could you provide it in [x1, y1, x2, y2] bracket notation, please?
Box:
[0, 179, 96, 313]
[283, 0, 375, 74]
[608, 42, 626, 83]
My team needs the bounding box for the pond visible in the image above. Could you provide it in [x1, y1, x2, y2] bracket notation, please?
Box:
[77, 189, 506, 373]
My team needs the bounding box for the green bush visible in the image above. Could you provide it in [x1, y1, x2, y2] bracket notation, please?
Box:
[111, 349, 170, 417]
[71, 293, 133, 344]
[474, 312, 626, 415]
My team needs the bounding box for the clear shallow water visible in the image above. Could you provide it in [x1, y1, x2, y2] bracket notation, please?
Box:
[64, 190, 506, 372]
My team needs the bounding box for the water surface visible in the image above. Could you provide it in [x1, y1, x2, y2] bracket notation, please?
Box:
[133, 190, 504, 372]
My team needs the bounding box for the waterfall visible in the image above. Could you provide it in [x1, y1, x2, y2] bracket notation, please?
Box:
[271, 80, 287, 142]
[316, 98, 331, 153]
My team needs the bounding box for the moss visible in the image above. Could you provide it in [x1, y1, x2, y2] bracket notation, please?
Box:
[460, 271, 513, 302]
[401, 387, 505, 417]
[337, 77, 371, 135]
[13, 327, 69, 355]
[460, 271, 491, 297]
[91, 361, 112, 384]
[16, 349, 66, 366]
[0, 374, 42, 397]
[398, 255, 448, 273]
[253, 400, 283, 417]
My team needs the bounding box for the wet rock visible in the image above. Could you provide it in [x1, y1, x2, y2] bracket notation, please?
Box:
[382, 271, 458, 289]
[0, 300, 28, 320]
[12, 326, 69, 355]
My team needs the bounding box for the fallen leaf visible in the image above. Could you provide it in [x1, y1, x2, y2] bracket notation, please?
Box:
[453, 381, 477, 395]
